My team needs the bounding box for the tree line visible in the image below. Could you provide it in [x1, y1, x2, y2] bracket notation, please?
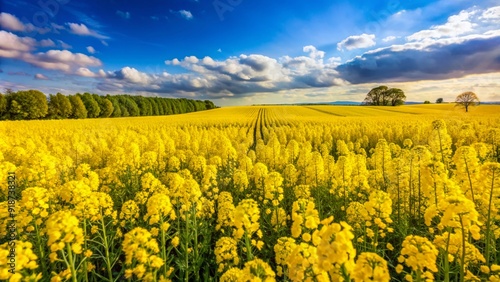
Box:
[0, 89, 217, 120]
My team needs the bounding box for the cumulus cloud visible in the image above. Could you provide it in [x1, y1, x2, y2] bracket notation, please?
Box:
[0, 12, 49, 34]
[34, 73, 49, 80]
[337, 34, 376, 51]
[29, 50, 102, 72]
[0, 33, 103, 76]
[99, 46, 347, 97]
[303, 45, 325, 60]
[0, 31, 36, 58]
[0, 12, 25, 31]
[86, 46, 96, 54]
[480, 6, 500, 22]
[67, 23, 109, 39]
[116, 10, 131, 19]
[407, 10, 476, 41]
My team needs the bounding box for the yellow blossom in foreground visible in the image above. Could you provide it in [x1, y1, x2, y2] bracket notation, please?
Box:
[398, 235, 438, 281]
[352, 252, 390, 282]
[0, 241, 40, 281]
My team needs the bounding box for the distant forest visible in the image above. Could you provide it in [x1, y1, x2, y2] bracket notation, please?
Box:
[0, 89, 217, 120]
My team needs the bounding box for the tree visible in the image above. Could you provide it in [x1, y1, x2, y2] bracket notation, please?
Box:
[0, 93, 7, 119]
[99, 98, 114, 118]
[362, 86, 406, 106]
[424, 100, 431, 104]
[48, 93, 72, 119]
[455, 91, 479, 112]
[69, 95, 87, 119]
[109, 98, 122, 117]
[436, 98, 444, 103]
[7, 90, 48, 119]
[81, 93, 101, 118]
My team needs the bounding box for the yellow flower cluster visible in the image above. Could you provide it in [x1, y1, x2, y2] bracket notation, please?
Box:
[263, 172, 284, 206]
[425, 194, 481, 238]
[240, 258, 276, 281]
[73, 191, 115, 222]
[274, 237, 296, 277]
[291, 199, 320, 241]
[314, 217, 356, 280]
[216, 192, 235, 232]
[144, 193, 174, 225]
[119, 200, 140, 227]
[44, 211, 84, 261]
[233, 199, 264, 251]
[352, 252, 390, 282]
[18, 187, 50, 232]
[215, 237, 239, 273]
[122, 227, 164, 281]
[397, 235, 438, 281]
[433, 232, 485, 265]
[0, 240, 40, 282]
[293, 185, 311, 200]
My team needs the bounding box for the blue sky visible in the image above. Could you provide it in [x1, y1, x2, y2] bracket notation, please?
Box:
[1, 0, 499, 105]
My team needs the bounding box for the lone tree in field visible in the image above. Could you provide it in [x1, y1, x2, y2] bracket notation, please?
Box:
[362, 86, 406, 106]
[455, 91, 479, 112]
[436, 98, 443, 103]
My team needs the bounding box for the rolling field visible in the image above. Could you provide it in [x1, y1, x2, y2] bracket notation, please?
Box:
[1, 105, 500, 281]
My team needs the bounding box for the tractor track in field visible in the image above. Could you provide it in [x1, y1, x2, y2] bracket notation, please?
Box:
[259, 108, 265, 142]
[250, 108, 262, 150]
[303, 106, 346, 117]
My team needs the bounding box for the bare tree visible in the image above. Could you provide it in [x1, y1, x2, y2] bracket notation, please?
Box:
[455, 91, 479, 112]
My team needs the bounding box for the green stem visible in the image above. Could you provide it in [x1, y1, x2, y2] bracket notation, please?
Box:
[160, 216, 168, 278]
[100, 212, 114, 282]
[244, 230, 254, 261]
[459, 215, 466, 282]
[65, 244, 78, 282]
[184, 212, 189, 282]
[416, 269, 422, 282]
[192, 208, 199, 281]
[485, 168, 495, 266]
[34, 222, 47, 276]
[83, 220, 89, 282]
[444, 230, 451, 282]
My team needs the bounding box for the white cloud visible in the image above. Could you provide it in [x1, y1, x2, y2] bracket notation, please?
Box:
[34, 73, 49, 80]
[0, 31, 36, 59]
[0, 12, 25, 31]
[39, 39, 56, 47]
[67, 23, 109, 39]
[480, 6, 500, 22]
[99, 46, 348, 97]
[407, 10, 476, 42]
[0, 12, 51, 34]
[337, 34, 376, 51]
[303, 45, 325, 60]
[86, 46, 96, 54]
[27, 50, 102, 73]
[116, 10, 131, 19]
[382, 36, 397, 42]
[75, 67, 96, 77]
[179, 10, 193, 20]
